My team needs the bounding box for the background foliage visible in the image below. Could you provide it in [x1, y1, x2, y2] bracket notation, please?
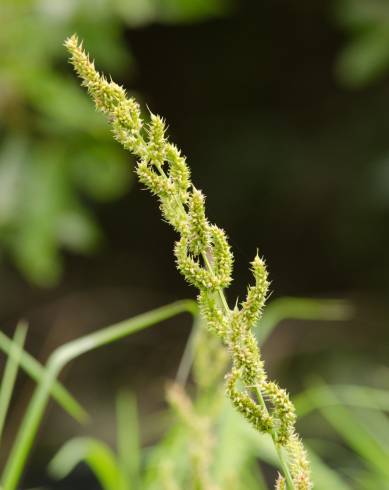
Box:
[0, 0, 389, 489]
[0, 0, 230, 285]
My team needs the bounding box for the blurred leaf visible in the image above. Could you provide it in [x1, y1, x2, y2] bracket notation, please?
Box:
[49, 437, 122, 490]
[348, 407, 389, 454]
[307, 383, 389, 479]
[236, 463, 267, 490]
[10, 143, 72, 286]
[0, 136, 26, 228]
[335, 0, 389, 30]
[27, 72, 108, 134]
[308, 448, 352, 490]
[0, 322, 27, 447]
[57, 209, 101, 253]
[295, 383, 389, 418]
[352, 471, 389, 490]
[335, 0, 389, 87]
[0, 2, 143, 285]
[257, 297, 352, 344]
[214, 402, 271, 489]
[214, 399, 263, 484]
[0, 0, 231, 285]
[70, 143, 132, 201]
[112, 0, 157, 27]
[142, 425, 188, 489]
[0, 329, 89, 423]
[112, 0, 231, 26]
[0, 139, 105, 285]
[336, 26, 389, 87]
[158, 0, 232, 23]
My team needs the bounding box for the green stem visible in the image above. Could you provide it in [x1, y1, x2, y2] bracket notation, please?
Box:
[1, 300, 197, 490]
[255, 387, 295, 489]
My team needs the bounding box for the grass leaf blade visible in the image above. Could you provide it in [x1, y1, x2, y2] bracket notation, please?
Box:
[0, 322, 27, 446]
[49, 437, 121, 490]
[0, 330, 88, 423]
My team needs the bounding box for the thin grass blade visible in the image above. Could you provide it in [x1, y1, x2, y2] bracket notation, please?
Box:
[0, 322, 27, 446]
[308, 446, 352, 490]
[257, 297, 352, 344]
[3, 300, 196, 490]
[0, 330, 88, 423]
[295, 383, 389, 418]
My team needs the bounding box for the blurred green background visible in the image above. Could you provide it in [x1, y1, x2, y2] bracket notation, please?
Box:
[1, 0, 389, 488]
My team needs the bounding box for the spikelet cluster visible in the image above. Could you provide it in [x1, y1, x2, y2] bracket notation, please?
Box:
[65, 35, 312, 489]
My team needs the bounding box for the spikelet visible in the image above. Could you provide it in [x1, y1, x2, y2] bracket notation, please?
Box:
[240, 254, 269, 329]
[187, 189, 211, 256]
[286, 433, 312, 489]
[166, 144, 190, 200]
[65, 35, 312, 489]
[276, 475, 287, 490]
[210, 225, 233, 289]
[197, 290, 228, 340]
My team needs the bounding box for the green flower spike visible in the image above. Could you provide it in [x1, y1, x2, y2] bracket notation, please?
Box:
[65, 34, 312, 490]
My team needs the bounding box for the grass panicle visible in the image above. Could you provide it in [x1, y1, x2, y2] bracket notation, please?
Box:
[65, 34, 312, 489]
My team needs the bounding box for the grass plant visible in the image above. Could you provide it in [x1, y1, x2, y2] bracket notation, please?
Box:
[0, 32, 382, 490]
